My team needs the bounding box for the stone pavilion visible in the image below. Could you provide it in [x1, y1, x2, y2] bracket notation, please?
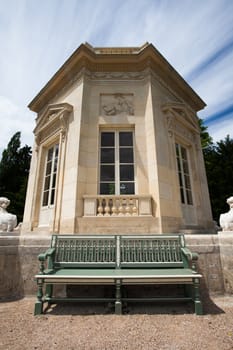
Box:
[21, 42, 214, 235]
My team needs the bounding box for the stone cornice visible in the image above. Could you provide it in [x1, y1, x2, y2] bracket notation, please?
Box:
[28, 43, 206, 114]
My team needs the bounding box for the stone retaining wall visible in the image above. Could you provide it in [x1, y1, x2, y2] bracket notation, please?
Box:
[0, 233, 232, 299]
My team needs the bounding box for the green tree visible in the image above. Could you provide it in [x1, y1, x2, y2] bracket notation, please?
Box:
[204, 135, 233, 222]
[198, 118, 213, 149]
[0, 132, 31, 222]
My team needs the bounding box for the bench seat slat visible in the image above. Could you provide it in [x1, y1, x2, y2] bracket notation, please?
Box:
[36, 267, 201, 279]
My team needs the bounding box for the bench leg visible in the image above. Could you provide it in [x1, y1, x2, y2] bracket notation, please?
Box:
[34, 279, 44, 316]
[193, 278, 203, 315]
[34, 301, 43, 316]
[45, 284, 53, 299]
[115, 280, 122, 315]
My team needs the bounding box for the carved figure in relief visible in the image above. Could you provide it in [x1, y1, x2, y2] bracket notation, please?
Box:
[102, 94, 134, 116]
[219, 196, 233, 231]
[0, 197, 17, 232]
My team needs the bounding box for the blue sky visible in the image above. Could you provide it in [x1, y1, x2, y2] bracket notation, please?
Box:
[0, 0, 233, 156]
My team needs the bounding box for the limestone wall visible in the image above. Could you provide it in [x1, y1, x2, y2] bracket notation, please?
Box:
[0, 233, 232, 299]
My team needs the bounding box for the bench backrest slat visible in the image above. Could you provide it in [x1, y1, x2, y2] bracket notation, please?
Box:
[51, 235, 116, 268]
[50, 234, 186, 269]
[120, 235, 184, 268]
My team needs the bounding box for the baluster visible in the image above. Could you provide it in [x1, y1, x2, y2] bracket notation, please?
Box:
[125, 198, 131, 216]
[118, 198, 124, 216]
[111, 198, 118, 216]
[104, 198, 110, 216]
[97, 198, 104, 216]
[132, 198, 138, 216]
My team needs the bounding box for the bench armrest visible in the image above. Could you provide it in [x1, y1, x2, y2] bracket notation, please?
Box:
[181, 247, 198, 261]
[38, 248, 56, 261]
[38, 248, 56, 274]
[181, 247, 199, 272]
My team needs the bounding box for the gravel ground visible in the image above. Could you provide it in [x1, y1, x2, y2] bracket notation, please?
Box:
[0, 296, 233, 350]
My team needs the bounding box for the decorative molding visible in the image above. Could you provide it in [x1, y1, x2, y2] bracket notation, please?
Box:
[34, 103, 73, 146]
[175, 122, 195, 143]
[162, 102, 199, 143]
[166, 114, 175, 138]
[85, 70, 149, 81]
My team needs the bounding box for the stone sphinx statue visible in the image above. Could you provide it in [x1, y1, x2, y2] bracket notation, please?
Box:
[219, 196, 233, 231]
[0, 197, 17, 232]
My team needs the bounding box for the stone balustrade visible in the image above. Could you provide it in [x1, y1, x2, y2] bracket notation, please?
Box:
[83, 195, 152, 217]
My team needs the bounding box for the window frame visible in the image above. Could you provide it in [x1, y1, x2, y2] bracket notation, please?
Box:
[99, 129, 136, 195]
[175, 143, 193, 206]
[41, 143, 59, 208]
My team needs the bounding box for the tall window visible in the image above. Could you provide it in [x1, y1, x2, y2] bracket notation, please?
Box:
[99, 131, 135, 195]
[175, 143, 193, 205]
[42, 144, 59, 207]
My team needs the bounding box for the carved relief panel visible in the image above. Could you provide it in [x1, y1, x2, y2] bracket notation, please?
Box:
[100, 94, 134, 116]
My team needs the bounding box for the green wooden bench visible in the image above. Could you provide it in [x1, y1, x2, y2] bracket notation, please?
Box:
[34, 234, 203, 315]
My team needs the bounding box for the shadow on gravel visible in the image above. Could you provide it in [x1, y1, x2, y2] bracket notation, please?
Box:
[42, 284, 225, 316]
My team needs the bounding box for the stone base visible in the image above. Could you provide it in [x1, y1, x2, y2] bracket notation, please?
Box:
[76, 216, 159, 234]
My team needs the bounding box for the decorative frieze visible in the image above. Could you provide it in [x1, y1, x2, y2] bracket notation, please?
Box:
[86, 70, 148, 80]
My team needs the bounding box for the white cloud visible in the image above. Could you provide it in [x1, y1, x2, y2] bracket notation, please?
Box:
[0, 0, 232, 156]
[0, 96, 35, 157]
[207, 116, 233, 142]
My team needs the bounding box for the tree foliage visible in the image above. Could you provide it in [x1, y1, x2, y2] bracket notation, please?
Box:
[198, 118, 213, 149]
[0, 132, 32, 222]
[198, 118, 233, 222]
[203, 135, 233, 222]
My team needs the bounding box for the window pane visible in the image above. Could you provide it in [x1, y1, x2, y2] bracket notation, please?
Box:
[44, 176, 50, 191]
[120, 148, 134, 163]
[182, 161, 189, 174]
[101, 148, 115, 163]
[181, 147, 187, 160]
[180, 188, 185, 204]
[120, 182, 135, 194]
[47, 148, 53, 161]
[120, 165, 134, 181]
[100, 183, 115, 195]
[119, 132, 133, 146]
[52, 174, 57, 188]
[46, 161, 52, 175]
[50, 189, 55, 205]
[186, 190, 193, 205]
[184, 175, 191, 189]
[55, 144, 59, 157]
[100, 165, 115, 181]
[178, 172, 183, 186]
[177, 159, 181, 172]
[101, 132, 115, 147]
[53, 158, 58, 172]
[42, 191, 49, 206]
